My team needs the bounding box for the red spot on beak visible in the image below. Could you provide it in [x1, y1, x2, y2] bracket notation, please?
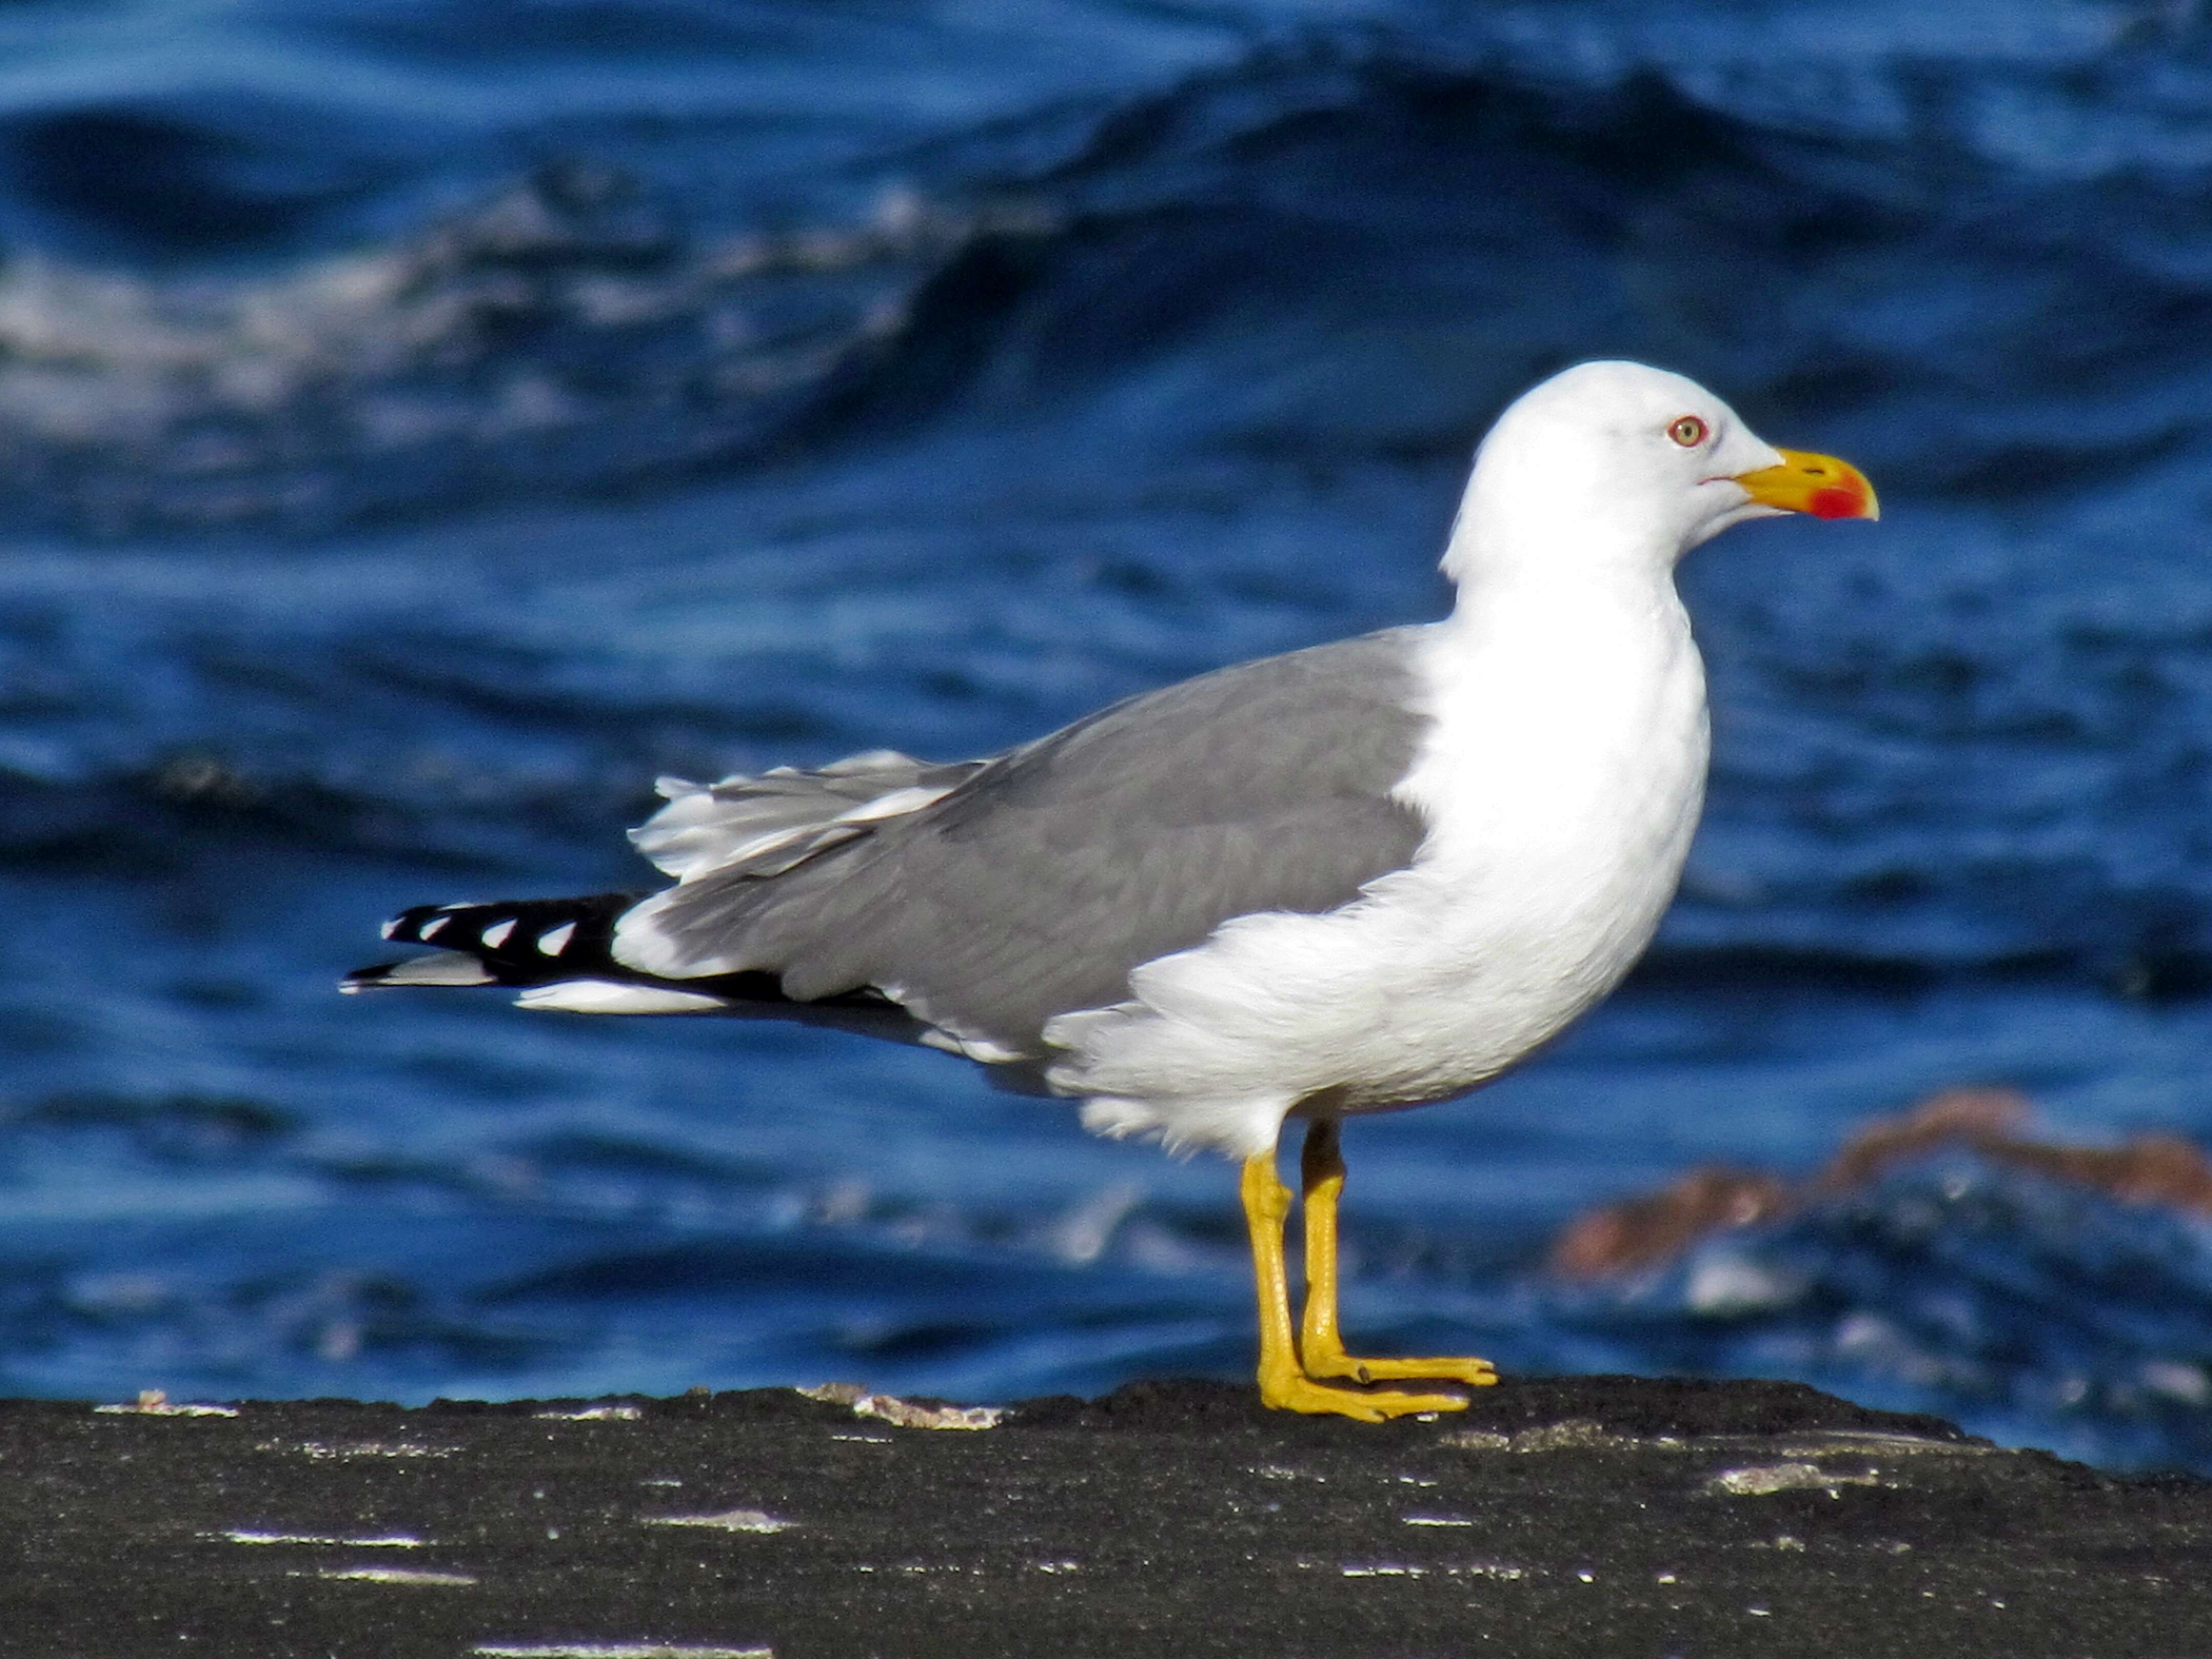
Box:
[1806, 484, 1868, 521]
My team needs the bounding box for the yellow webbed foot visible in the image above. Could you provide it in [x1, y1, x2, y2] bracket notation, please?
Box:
[1303, 1346, 1499, 1390]
[1258, 1364, 1470, 1421]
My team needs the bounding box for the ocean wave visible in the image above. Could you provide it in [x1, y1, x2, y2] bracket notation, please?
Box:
[0, 164, 1057, 534]
[6, 15, 2212, 531]
[1555, 1151, 2212, 1473]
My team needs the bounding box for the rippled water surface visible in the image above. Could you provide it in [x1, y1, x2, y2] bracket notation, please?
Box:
[6, 0, 2212, 1471]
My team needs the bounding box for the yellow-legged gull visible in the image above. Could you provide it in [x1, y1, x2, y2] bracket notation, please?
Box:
[347, 360, 1877, 1419]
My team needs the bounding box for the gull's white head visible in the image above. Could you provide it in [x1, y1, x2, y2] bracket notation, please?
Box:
[1442, 360, 1876, 584]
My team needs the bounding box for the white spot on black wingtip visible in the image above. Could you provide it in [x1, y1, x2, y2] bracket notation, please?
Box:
[482, 919, 516, 949]
[420, 915, 452, 942]
[538, 922, 578, 955]
[379, 918, 400, 941]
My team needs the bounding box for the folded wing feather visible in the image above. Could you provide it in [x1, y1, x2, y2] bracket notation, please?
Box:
[612, 630, 1435, 1055]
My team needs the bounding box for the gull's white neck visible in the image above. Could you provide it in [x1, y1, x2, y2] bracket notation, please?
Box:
[1385, 502, 1713, 1066]
[1423, 444, 1709, 763]
[1407, 557, 1707, 848]
[1440, 454, 1689, 590]
[1429, 462, 1708, 804]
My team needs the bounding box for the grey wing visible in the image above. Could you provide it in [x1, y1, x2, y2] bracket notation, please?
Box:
[612, 628, 1433, 1051]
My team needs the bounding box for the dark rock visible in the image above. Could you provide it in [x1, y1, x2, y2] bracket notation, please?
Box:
[4, 1375, 2204, 1657]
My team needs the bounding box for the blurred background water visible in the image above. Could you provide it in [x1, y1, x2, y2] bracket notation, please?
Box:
[5, 0, 2212, 1471]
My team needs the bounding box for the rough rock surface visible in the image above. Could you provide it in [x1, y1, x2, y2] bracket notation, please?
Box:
[5, 1376, 2207, 1657]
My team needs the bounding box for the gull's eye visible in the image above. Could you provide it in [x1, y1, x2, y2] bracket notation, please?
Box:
[1668, 415, 1708, 448]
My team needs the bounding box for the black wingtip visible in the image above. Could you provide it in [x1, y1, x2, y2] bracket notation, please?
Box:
[356, 892, 646, 990]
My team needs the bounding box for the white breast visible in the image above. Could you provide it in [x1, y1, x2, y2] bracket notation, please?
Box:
[1052, 578, 1709, 1160]
[1382, 579, 1709, 1084]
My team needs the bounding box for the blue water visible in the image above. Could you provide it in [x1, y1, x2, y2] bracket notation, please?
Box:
[5, 0, 2212, 1472]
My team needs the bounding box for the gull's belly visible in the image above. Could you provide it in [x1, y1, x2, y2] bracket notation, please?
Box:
[1322, 781, 1703, 1110]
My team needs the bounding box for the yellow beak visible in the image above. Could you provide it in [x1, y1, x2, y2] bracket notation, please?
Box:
[1730, 449, 1879, 521]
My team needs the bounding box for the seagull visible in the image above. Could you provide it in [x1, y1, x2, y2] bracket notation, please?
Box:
[346, 360, 1876, 1420]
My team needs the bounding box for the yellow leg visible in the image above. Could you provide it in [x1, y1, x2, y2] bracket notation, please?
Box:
[1298, 1120, 1497, 1390]
[1241, 1150, 1466, 1419]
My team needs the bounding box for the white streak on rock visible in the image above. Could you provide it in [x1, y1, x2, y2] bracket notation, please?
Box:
[798, 1382, 1002, 1430]
[534, 1404, 644, 1421]
[319, 1567, 477, 1586]
[643, 1509, 791, 1534]
[265, 1439, 451, 1460]
[95, 1390, 237, 1417]
[1708, 1462, 1882, 1497]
